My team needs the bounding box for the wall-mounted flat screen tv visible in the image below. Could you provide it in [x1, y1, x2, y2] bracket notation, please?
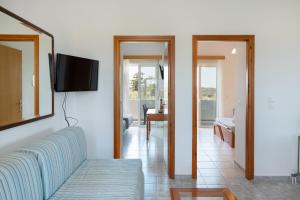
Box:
[55, 53, 99, 92]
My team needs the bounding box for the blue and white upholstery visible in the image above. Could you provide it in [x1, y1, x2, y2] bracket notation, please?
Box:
[18, 127, 87, 200]
[49, 159, 144, 200]
[54, 127, 87, 168]
[1, 126, 144, 200]
[0, 152, 43, 200]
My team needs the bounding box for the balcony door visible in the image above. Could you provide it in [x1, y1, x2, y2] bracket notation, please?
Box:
[198, 65, 217, 127]
[128, 62, 158, 125]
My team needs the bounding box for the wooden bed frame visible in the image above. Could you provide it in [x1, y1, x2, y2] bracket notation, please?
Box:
[213, 122, 235, 148]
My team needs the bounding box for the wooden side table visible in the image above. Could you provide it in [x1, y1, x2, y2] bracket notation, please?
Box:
[146, 109, 168, 141]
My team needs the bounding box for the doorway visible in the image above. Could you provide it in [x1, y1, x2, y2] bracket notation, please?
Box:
[114, 36, 175, 178]
[192, 35, 255, 180]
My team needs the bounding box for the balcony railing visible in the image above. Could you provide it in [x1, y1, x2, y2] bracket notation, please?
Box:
[199, 99, 216, 127]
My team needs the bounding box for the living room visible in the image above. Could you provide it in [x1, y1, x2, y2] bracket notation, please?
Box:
[0, 0, 300, 199]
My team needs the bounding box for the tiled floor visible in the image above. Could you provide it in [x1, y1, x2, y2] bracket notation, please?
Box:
[123, 126, 300, 200]
[197, 128, 244, 184]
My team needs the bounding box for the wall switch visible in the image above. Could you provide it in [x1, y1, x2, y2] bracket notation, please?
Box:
[268, 97, 275, 110]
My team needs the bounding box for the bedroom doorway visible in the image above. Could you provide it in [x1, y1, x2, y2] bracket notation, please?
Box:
[192, 35, 255, 180]
[114, 36, 175, 179]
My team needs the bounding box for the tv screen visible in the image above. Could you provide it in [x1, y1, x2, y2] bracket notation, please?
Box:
[55, 54, 99, 92]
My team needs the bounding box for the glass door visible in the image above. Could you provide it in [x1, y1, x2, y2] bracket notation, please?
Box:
[199, 66, 217, 127]
[128, 64, 139, 125]
[127, 62, 158, 126]
[139, 64, 157, 125]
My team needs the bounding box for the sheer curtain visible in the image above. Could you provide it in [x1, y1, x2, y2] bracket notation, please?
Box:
[123, 60, 130, 115]
[156, 59, 163, 110]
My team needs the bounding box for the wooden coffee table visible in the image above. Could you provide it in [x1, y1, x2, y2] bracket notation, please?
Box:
[170, 188, 237, 200]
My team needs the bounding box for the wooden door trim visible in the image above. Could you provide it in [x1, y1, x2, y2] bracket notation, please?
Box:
[0, 34, 39, 117]
[123, 55, 168, 60]
[123, 55, 162, 60]
[192, 35, 255, 180]
[198, 55, 225, 60]
[114, 35, 175, 178]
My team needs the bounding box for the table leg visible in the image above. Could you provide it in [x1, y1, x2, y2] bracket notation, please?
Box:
[146, 118, 149, 141]
[213, 124, 216, 135]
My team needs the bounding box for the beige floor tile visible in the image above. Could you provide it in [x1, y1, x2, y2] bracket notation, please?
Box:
[122, 125, 296, 199]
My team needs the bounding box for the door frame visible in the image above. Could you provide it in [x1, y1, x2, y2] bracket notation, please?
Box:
[114, 35, 176, 178]
[192, 35, 255, 180]
[0, 34, 40, 117]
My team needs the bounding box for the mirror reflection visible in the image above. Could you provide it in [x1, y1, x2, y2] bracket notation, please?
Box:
[0, 10, 53, 127]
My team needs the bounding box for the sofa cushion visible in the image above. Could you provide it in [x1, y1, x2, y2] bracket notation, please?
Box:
[18, 126, 87, 200]
[0, 152, 43, 200]
[54, 126, 87, 167]
[49, 159, 144, 200]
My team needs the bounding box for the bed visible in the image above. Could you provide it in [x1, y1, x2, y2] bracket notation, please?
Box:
[213, 118, 235, 148]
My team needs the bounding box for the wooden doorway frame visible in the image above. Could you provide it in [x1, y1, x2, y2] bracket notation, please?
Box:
[192, 35, 255, 180]
[114, 35, 175, 178]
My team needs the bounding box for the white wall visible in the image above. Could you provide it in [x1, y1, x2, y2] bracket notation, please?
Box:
[233, 44, 247, 170]
[39, 34, 53, 116]
[1, 0, 300, 176]
[121, 42, 165, 56]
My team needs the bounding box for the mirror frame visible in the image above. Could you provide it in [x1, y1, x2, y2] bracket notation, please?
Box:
[0, 6, 54, 131]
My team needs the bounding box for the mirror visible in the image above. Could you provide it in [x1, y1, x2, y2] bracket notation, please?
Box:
[0, 6, 54, 130]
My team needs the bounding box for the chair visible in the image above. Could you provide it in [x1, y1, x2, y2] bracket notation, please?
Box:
[143, 104, 149, 125]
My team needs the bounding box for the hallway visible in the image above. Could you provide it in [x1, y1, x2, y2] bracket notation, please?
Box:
[198, 128, 244, 185]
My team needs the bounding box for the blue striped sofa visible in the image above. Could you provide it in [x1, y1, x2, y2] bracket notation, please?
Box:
[0, 127, 144, 200]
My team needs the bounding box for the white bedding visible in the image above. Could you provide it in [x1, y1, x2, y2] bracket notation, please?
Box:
[215, 117, 235, 131]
